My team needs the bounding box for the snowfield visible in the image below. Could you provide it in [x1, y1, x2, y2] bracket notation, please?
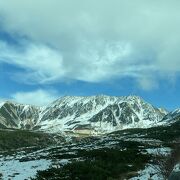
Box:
[0, 158, 51, 180]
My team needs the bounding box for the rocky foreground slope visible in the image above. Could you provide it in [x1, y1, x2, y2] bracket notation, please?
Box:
[0, 95, 171, 133]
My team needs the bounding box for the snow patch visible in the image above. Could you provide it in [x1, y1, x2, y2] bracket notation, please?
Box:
[0, 158, 51, 180]
[130, 164, 163, 180]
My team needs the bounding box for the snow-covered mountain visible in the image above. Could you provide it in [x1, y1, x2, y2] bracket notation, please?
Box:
[39, 95, 167, 133]
[0, 101, 40, 129]
[160, 108, 180, 124]
[0, 95, 169, 133]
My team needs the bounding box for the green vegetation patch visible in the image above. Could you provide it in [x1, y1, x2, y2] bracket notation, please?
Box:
[0, 129, 56, 152]
[32, 142, 151, 180]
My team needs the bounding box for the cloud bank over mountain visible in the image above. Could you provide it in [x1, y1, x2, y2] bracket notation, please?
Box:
[0, 0, 179, 106]
[11, 89, 59, 106]
[0, 0, 179, 90]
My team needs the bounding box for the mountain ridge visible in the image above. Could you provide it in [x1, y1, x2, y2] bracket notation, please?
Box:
[0, 95, 173, 134]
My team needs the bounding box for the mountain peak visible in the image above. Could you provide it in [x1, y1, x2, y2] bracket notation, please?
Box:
[0, 95, 170, 134]
[53, 95, 142, 104]
[39, 95, 167, 133]
[0, 102, 5, 108]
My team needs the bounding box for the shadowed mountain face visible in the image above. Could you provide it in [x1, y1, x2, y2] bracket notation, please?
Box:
[0, 95, 170, 133]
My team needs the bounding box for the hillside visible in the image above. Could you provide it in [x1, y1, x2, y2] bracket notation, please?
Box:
[0, 111, 179, 179]
[0, 95, 168, 134]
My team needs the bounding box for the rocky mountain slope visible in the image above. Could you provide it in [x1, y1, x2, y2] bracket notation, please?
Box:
[0, 101, 40, 129]
[0, 95, 169, 133]
[39, 95, 168, 133]
[160, 108, 180, 124]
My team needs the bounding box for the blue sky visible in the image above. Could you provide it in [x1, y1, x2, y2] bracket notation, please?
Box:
[0, 0, 179, 110]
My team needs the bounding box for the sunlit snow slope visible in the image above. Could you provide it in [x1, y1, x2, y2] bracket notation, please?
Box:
[0, 95, 169, 133]
[38, 95, 168, 133]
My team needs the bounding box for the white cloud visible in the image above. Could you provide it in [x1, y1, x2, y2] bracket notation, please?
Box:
[11, 89, 59, 106]
[0, 41, 65, 84]
[0, 39, 156, 85]
[0, 0, 179, 89]
[137, 76, 159, 91]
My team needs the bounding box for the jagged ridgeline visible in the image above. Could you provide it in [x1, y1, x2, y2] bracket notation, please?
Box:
[0, 95, 170, 134]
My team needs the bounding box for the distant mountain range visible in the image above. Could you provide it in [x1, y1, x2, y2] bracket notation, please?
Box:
[0, 95, 178, 134]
